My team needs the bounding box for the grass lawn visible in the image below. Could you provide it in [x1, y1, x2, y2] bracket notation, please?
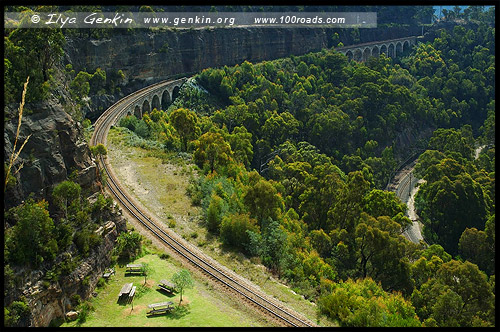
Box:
[61, 252, 265, 327]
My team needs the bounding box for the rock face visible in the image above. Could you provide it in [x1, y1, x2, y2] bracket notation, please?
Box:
[4, 98, 128, 327]
[3, 99, 98, 210]
[65, 26, 421, 120]
[65, 311, 78, 321]
[20, 202, 126, 327]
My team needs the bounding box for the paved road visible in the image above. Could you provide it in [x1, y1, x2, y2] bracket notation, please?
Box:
[402, 176, 425, 243]
[391, 163, 424, 244]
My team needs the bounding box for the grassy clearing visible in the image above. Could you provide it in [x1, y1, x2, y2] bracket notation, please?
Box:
[61, 252, 265, 327]
[107, 127, 334, 327]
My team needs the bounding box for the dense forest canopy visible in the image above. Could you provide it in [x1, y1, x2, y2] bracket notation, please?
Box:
[112, 17, 495, 327]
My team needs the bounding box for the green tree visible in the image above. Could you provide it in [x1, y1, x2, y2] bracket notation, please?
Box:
[243, 178, 283, 226]
[309, 229, 332, 258]
[362, 189, 407, 220]
[169, 108, 200, 151]
[90, 143, 107, 158]
[416, 171, 488, 255]
[458, 227, 494, 274]
[4, 300, 31, 327]
[194, 132, 233, 174]
[114, 231, 142, 261]
[5, 199, 57, 266]
[227, 126, 253, 168]
[411, 260, 494, 327]
[306, 107, 351, 155]
[6, 19, 65, 102]
[261, 111, 300, 148]
[52, 180, 81, 219]
[142, 262, 152, 285]
[206, 193, 226, 233]
[171, 269, 194, 304]
[318, 277, 421, 327]
[220, 213, 259, 254]
[299, 163, 345, 231]
[248, 218, 290, 277]
[70, 71, 92, 102]
[354, 214, 414, 293]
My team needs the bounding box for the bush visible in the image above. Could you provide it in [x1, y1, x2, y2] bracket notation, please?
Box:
[96, 277, 106, 288]
[4, 300, 31, 327]
[82, 118, 91, 128]
[206, 194, 226, 233]
[159, 253, 170, 260]
[113, 231, 142, 261]
[220, 213, 259, 253]
[119, 115, 138, 131]
[76, 302, 94, 325]
[70, 294, 81, 306]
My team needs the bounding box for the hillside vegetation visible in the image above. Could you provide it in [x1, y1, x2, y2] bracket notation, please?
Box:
[116, 20, 495, 327]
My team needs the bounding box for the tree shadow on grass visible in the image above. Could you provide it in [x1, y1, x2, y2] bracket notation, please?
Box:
[156, 288, 176, 298]
[145, 305, 189, 320]
[166, 305, 190, 320]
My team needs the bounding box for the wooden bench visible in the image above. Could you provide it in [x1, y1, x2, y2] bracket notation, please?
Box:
[158, 279, 176, 293]
[146, 301, 174, 316]
[103, 268, 115, 279]
[128, 286, 137, 303]
[126, 264, 144, 274]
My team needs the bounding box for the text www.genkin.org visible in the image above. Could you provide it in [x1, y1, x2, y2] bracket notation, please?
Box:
[143, 15, 346, 26]
[143, 16, 236, 26]
[141, 12, 376, 28]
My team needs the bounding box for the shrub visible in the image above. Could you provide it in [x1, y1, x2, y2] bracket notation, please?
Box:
[70, 294, 81, 306]
[96, 277, 106, 288]
[113, 231, 142, 261]
[4, 300, 31, 327]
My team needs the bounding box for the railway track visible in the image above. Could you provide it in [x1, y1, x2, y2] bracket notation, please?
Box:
[90, 78, 316, 328]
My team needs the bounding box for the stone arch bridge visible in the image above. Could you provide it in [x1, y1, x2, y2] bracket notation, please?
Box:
[125, 77, 188, 118]
[336, 36, 419, 62]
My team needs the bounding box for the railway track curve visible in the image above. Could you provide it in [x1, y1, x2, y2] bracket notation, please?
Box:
[90, 78, 316, 328]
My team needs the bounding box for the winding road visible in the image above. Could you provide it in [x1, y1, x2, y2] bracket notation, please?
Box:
[389, 160, 425, 244]
[90, 78, 317, 328]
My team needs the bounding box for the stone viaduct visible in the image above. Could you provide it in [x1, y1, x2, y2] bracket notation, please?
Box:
[124, 77, 188, 118]
[336, 36, 419, 62]
[123, 36, 420, 119]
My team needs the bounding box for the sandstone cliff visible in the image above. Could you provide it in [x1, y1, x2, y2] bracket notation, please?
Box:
[65, 26, 421, 120]
[4, 99, 97, 210]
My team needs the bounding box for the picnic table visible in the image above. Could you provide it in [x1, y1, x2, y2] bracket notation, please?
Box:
[119, 282, 133, 298]
[126, 264, 144, 274]
[146, 301, 174, 315]
[158, 279, 176, 292]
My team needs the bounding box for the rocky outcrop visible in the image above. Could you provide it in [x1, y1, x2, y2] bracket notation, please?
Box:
[18, 198, 127, 327]
[4, 99, 98, 210]
[65, 26, 422, 120]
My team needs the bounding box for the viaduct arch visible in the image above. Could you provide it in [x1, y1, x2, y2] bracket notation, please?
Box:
[337, 36, 418, 62]
[124, 78, 188, 119]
